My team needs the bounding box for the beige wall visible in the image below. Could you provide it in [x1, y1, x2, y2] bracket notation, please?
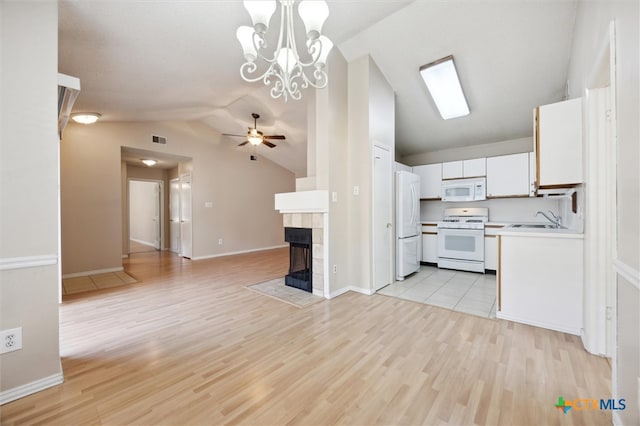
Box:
[401, 137, 533, 166]
[0, 1, 62, 395]
[567, 1, 639, 424]
[345, 55, 395, 292]
[61, 121, 295, 275]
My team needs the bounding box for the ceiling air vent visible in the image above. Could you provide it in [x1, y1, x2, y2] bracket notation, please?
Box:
[152, 135, 166, 144]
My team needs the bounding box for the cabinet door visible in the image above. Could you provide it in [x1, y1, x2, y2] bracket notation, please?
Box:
[486, 153, 529, 197]
[413, 164, 442, 199]
[442, 161, 463, 179]
[463, 158, 486, 177]
[421, 231, 438, 263]
[537, 98, 582, 186]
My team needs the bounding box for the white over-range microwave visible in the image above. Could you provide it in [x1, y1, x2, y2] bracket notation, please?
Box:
[441, 177, 486, 202]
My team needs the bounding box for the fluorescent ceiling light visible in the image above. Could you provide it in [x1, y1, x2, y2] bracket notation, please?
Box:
[142, 159, 157, 167]
[70, 112, 101, 124]
[419, 56, 470, 120]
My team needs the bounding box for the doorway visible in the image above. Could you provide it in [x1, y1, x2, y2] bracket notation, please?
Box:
[128, 179, 162, 254]
[372, 144, 393, 291]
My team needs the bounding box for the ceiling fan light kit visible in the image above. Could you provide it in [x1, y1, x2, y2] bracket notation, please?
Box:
[222, 113, 286, 149]
[236, 0, 333, 101]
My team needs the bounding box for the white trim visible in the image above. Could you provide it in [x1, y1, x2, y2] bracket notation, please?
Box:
[348, 286, 375, 296]
[0, 372, 63, 405]
[0, 255, 58, 271]
[62, 266, 123, 279]
[323, 213, 330, 299]
[122, 254, 129, 259]
[130, 237, 156, 247]
[328, 287, 350, 299]
[191, 245, 288, 261]
[613, 259, 640, 290]
[496, 312, 581, 336]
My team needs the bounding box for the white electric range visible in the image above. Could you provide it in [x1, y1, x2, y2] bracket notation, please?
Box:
[437, 207, 489, 273]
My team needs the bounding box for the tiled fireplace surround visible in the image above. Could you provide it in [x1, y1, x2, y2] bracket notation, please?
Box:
[282, 212, 326, 297]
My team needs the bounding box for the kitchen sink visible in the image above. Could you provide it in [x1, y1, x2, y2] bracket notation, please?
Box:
[510, 224, 564, 229]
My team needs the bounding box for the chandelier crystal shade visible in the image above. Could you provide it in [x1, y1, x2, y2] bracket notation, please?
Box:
[236, 0, 333, 101]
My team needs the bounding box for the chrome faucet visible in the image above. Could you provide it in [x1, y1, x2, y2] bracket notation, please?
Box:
[536, 210, 562, 228]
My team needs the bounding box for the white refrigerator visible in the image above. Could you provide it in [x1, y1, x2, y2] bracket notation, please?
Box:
[396, 171, 421, 280]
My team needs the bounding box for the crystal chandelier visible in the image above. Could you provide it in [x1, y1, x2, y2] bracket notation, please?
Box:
[236, 0, 333, 101]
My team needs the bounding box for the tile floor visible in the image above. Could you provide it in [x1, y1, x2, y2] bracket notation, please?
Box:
[378, 266, 497, 318]
[62, 271, 138, 296]
[247, 278, 324, 308]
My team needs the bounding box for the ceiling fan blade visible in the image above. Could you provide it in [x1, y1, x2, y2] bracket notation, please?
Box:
[264, 135, 286, 140]
[238, 141, 250, 146]
[262, 141, 277, 148]
[222, 133, 246, 137]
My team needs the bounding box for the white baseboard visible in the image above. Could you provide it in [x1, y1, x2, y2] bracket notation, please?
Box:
[348, 286, 375, 296]
[496, 312, 581, 336]
[130, 238, 155, 247]
[328, 287, 350, 299]
[0, 372, 63, 405]
[613, 259, 640, 290]
[122, 254, 129, 259]
[62, 266, 123, 279]
[0, 254, 58, 271]
[191, 245, 288, 261]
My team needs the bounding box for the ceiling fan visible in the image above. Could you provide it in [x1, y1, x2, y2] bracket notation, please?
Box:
[222, 113, 285, 148]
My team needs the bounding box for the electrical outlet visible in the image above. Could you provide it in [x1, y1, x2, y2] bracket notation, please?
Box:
[204, 201, 213, 208]
[0, 327, 22, 354]
[218, 238, 223, 245]
[353, 186, 359, 196]
[333, 265, 337, 274]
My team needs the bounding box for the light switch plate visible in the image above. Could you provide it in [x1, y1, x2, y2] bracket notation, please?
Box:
[353, 186, 359, 196]
[331, 192, 338, 202]
[205, 201, 213, 208]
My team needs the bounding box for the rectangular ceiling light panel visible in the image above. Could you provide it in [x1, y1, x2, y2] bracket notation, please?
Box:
[419, 55, 470, 120]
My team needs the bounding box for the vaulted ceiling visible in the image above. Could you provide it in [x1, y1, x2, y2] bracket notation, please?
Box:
[59, 0, 577, 176]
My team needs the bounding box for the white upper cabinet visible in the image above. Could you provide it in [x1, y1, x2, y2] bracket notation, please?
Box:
[442, 158, 486, 179]
[463, 158, 486, 177]
[535, 98, 583, 187]
[413, 163, 442, 199]
[486, 152, 530, 197]
[442, 161, 463, 179]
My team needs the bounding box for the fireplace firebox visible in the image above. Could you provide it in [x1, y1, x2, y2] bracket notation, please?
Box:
[284, 227, 312, 292]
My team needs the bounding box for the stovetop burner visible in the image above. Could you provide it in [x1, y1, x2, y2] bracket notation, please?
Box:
[438, 207, 489, 230]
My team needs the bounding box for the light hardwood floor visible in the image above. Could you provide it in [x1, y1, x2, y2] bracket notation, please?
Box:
[1, 248, 611, 425]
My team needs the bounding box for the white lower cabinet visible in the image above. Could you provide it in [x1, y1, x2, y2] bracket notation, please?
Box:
[421, 225, 438, 263]
[497, 233, 583, 335]
[484, 236, 497, 270]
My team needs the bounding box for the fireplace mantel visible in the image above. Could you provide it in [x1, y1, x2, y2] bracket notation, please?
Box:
[274, 190, 328, 214]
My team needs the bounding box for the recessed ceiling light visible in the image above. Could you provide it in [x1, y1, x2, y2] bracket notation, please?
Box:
[70, 112, 101, 124]
[419, 55, 470, 120]
[142, 159, 157, 167]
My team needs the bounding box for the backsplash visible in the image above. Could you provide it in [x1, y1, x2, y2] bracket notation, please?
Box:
[421, 197, 564, 224]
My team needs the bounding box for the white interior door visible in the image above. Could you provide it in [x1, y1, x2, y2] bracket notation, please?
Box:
[179, 174, 193, 259]
[169, 178, 180, 254]
[373, 145, 393, 291]
[129, 180, 161, 252]
[152, 182, 161, 249]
